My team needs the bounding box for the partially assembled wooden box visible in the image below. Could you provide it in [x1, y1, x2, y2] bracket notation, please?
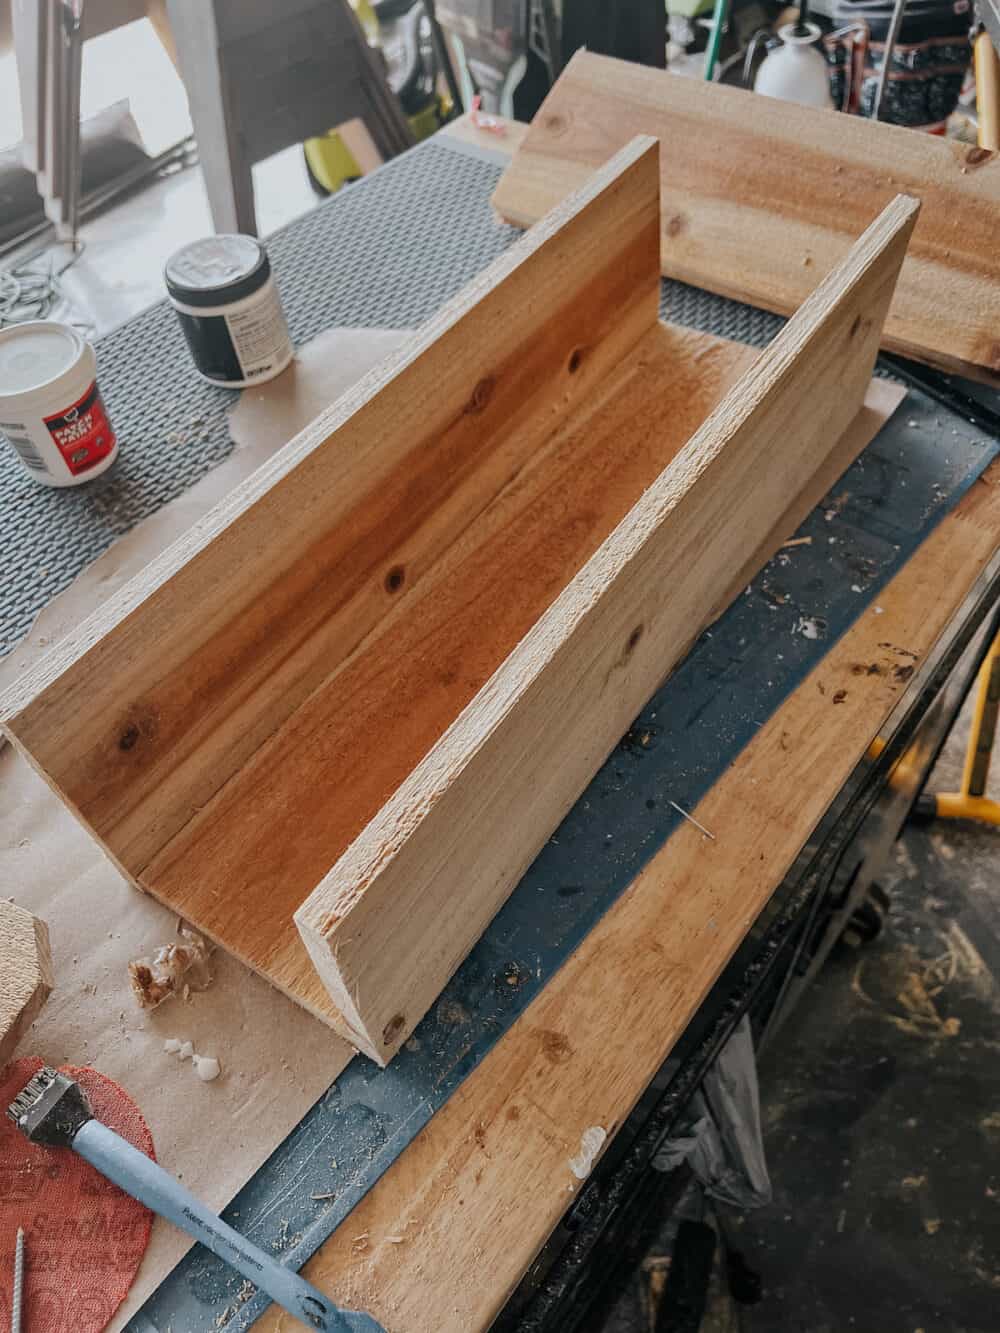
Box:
[1, 138, 917, 1064]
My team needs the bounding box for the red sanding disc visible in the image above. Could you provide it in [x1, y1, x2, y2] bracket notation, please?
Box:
[0, 1058, 155, 1332]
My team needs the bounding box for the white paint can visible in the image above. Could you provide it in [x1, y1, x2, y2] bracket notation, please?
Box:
[0, 321, 119, 487]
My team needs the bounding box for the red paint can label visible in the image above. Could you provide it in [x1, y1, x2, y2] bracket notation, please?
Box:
[44, 381, 117, 476]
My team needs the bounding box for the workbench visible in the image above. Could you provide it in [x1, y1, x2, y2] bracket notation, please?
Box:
[2, 117, 999, 1333]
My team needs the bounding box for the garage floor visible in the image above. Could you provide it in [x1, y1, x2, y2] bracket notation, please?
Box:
[597, 703, 1000, 1333]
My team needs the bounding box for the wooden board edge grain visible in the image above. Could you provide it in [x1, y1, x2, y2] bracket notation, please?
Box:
[0, 900, 53, 1068]
[294, 196, 919, 1063]
[255, 456, 1000, 1333]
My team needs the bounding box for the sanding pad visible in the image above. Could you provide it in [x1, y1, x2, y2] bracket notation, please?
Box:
[0, 1058, 155, 1332]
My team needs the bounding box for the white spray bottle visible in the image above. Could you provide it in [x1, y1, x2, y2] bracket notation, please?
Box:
[748, 15, 834, 109]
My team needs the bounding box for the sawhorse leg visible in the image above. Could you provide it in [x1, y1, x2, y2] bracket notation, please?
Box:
[928, 632, 1000, 826]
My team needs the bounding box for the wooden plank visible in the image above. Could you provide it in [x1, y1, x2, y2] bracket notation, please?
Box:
[437, 111, 529, 155]
[295, 194, 920, 1062]
[254, 456, 1000, 1333]
[0, 137, 665, 1032]
[336, 118, 384, 176]
[0, 329, 412, 708]
[0, 900, 53, 1068]
[491, 50, 1000, 384]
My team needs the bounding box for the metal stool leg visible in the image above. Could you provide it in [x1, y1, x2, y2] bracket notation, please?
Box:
[975, 28, 999, 152]
[931, 631, 1000, 826]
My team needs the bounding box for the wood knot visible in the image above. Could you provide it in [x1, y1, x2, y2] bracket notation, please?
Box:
[465, 376, 496, 415]
[119, 724, 140, 752]
[540, 1029, 572, 1064]
[382, 1013, 406, 1045]
[568, 346, 586, 374]
[625, 624, 644, 656]
[665, 213, 686, 238]
[545, 113, 567, 134]
[849, 314, 871, 340]
[117, 706, 159, 753]
[965, 146, 994, 168]
[384, 565, 406, 593]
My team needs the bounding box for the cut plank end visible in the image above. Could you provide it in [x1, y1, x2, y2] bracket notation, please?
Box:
[0, 901, 53, 1068]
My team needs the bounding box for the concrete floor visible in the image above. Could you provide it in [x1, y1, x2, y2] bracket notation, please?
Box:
[598, 697, 1000, 1333]
[1, 15, 319, 337]
[51, 145, 318, 338]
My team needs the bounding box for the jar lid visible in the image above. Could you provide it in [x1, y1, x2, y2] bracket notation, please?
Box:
[0, 321, 86, 398]
[165, 234, 271, 307]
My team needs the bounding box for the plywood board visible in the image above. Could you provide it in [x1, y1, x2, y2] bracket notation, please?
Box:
[255, 450, 1000, 1333]
[296, 194, 919, 1061]
[492, 51, 1000, 384]
[227, 325, 411, 455]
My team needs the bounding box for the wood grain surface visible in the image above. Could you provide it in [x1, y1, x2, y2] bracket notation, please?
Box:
[0, 136, 917, 1056]
[296, 194, 918, 1061]
[492, 51, 1000, 384]
[0, 138, 665, 1032]
[256, 457, 1000, 1333]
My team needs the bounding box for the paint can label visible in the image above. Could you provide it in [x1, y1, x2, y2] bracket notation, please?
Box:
[43, 381, 117, 476]
[168, 274, 292, 387]
[224, 283, 292, 381]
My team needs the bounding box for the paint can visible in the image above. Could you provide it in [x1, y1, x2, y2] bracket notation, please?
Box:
[0, 321, 118, 487]
[165, 235, 293, 388]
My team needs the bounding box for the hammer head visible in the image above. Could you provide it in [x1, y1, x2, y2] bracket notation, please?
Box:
[7, 1066, 93, 1147]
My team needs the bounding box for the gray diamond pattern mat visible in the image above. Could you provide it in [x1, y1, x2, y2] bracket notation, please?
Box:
[0, 136, 784, 656]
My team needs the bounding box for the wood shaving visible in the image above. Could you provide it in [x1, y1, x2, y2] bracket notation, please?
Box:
[129, 925, 213, 1009]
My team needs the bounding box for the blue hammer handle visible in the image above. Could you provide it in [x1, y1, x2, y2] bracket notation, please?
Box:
[72, 1118, 386, 1332]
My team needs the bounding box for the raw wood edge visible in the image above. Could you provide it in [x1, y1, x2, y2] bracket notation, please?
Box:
[0, 901, 53, 1068]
